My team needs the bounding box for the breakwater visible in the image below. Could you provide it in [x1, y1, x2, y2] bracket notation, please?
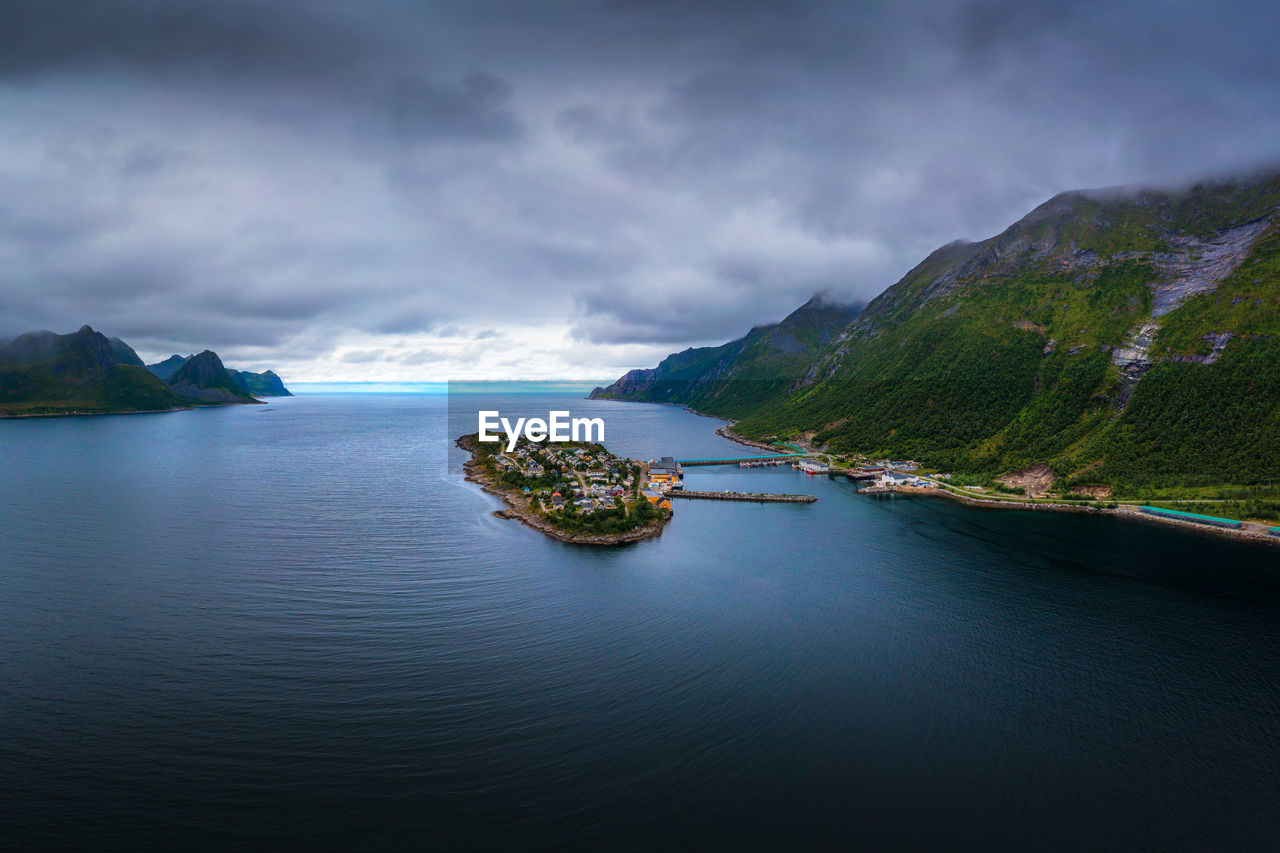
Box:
[678, 454, 807, 466]
[668, 490, 817, 503]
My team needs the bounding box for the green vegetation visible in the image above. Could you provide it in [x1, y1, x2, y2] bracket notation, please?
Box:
[590, 295, 860, 420]
[731, 262, 1156, 477]
[1153, 225, 1280, 355]
[227, 369, 293, 397]
[1, 326, 286, 416]
[467, 434, 669, 535]
[595, 170, 1280, 521]
[0, 363, 180, 415]
[1083, 340, 1280, 490]
[0, 326, 184, 415]
[167, 351, 259, 403]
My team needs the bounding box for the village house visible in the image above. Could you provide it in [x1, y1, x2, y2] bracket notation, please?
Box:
[642, 489, 672, 510]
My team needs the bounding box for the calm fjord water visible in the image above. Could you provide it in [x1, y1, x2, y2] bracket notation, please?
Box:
[3, 392, 1279, 850]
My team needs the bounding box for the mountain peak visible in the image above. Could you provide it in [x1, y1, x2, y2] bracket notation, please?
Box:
[169, 350, 260, 404]
[590, 293, 860, 411]
[63, 325, 119, 373]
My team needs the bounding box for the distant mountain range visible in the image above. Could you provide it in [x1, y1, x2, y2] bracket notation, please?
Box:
[593, 168, 1280, 494]
[590, 295, 861, 415]
[0, 325, 291, 416]
[146, 353, 291, 398]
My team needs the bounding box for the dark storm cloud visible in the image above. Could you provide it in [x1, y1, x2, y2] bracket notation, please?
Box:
[0, 0, 373, 82]
[2, 0, 1280, 377]
[385, 73, 523, 144]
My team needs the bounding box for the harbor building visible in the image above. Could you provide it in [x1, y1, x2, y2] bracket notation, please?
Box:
[648, 457, 682, 487]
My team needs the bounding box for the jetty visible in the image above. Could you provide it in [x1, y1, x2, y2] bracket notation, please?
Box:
[668, 490, 816, 503]
[677, 453, 809, 466]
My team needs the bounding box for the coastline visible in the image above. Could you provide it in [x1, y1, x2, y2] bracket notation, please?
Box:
[714, 424, 785, 453]
[456, 435, 668, 546]
[593, 397, 1280, 548]
[717, 417, 1280, 548]
[0, 405, 195, 419]
[0, 400, 268, 420]
[873, 479, 1280, 547]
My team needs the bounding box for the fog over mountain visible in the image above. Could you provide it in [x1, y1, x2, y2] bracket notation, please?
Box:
[2, 0, 1280, 380]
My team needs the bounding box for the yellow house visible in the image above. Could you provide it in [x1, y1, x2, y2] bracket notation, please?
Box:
[642, 489, 671, 510]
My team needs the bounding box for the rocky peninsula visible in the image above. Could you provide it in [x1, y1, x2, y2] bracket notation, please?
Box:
[457, 433, 671, 546]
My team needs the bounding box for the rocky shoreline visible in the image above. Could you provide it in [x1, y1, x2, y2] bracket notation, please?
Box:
[0, 405, 196, 419]
[713, 425, 782, 453]
[456, 435, 668, 546]
[884, 481, 1280, 546]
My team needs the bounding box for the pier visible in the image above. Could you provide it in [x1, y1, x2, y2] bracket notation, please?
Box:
[668, 490, 817, 503]
[677, 453, 809, 466]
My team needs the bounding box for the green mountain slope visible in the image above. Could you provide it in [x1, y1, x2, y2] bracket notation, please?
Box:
[167, 350, 260, 404]
[0, 326, 274, 415]
[589, 295, 861, 419]
[0, 325, 182, 415]
[601, 169, 1280, 496]
[227, 369, 292, 397]
[108, 337, 146, 367]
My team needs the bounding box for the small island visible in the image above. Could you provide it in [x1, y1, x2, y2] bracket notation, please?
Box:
[457, 433, 672, 545]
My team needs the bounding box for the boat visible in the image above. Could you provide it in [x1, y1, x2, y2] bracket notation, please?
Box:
[798, 460, 829, 474]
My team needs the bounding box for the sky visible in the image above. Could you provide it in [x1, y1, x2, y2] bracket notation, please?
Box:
[2, 0, 1280, 381]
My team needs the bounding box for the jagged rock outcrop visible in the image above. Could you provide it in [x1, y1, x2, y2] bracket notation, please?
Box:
[149, 355, 292, 395]
[167, 350, 260, 404]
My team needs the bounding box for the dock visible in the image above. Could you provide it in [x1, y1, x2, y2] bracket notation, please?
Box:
[667, 490, 817, 503]
[677, 453, 809, 466]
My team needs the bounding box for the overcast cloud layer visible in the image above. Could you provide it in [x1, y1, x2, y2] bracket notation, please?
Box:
[2, 0, 1280, 380]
